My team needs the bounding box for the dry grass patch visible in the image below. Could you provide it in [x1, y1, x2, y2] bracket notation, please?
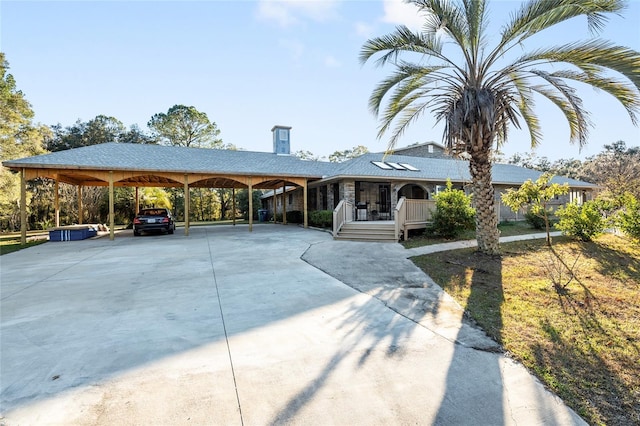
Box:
[411, 234, 639, 426]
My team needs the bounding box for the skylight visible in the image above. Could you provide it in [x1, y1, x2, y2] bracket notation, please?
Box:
[372, 161, 393, 170]
[399, 163, 419, 171]
[372, 160, 420, 171]
[386, 162, 406, 170]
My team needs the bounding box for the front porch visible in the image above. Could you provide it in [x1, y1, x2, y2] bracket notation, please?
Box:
[333, 198, 435, 242]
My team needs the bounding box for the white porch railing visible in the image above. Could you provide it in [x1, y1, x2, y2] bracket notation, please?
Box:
[395, 198, 436, 240]
[332, 199, 354, 237]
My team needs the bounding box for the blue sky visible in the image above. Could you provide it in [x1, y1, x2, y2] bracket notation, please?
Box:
[2, 0, 639, 161]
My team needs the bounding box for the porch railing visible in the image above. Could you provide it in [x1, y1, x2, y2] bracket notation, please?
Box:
[394, 198, 407, 241]
[332, 199, 354, 237]
[395, 198, 437, 240]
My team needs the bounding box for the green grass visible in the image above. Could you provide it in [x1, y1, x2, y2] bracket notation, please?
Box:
[0, 238, 48, 255]
[402, 220, 546, 249]
[410, 234, 640, 425]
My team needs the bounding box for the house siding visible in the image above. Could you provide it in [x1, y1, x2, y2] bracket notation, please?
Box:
[391, 143, 449, 158]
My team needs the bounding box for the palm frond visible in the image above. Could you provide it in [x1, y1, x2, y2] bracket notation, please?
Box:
[547, 69, 640, 125]
[359, 26, 445, 67]
[411, 0, 470, 47]
[378, 97, 435, 150]
[484, 0, 624, 74]
[511, 73, 543, 148]
[462, 0, 488, 65]
[530, 84, 586, 145]
[500, 0, 624, 48]
[410, 0, 477, 77]
[515, 40, 640, 88]
[368, 64, 452, 116]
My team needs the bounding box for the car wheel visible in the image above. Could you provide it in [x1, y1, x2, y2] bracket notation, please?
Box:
[134, 230, 140, 236]
[168, 227, 174, 234]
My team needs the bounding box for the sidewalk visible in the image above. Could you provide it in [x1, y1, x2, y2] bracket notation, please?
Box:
[404, 231, 563, 257]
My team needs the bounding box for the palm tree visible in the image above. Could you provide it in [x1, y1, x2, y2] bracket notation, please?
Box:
[360, 0, 640, 254]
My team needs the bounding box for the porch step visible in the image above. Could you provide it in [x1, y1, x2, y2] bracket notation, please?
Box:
[335, 221, 397, 242]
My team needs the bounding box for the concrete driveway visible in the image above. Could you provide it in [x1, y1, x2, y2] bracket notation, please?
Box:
[1, 225, 584, 425]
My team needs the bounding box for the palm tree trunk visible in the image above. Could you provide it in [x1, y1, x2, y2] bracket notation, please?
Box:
[469, 153, 500, 255]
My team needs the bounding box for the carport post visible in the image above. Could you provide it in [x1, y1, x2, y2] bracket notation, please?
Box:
[303, 179, 308, 228]
[282, 182, 287, 225]
[272, 189, 277, 223]
[108, 172, 115, 240]
[78, 185, 83, 225]
[20, 168, 26, 245]
[184, 175, 190, 236]
[54, 179, 60, 227]
[248, 178, 253, 232]
[134, 187, 139, 216]
[232, 188, 236, 226]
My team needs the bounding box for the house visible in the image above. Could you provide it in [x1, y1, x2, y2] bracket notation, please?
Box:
[3, 125, 597, 243]
[261, 134, 596, 241]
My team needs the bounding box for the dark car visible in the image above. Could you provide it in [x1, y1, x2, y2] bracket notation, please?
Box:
[133, 208, 175, 236]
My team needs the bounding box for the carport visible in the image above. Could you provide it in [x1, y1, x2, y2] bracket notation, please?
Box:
[2, 142, 331, 243]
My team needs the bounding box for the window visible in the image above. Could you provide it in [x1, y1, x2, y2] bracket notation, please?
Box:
[399, 163, 419, 171]
[428, 145, 434, 153]
[288, 193, 293, 205]
[279, 129, 288, 140]
[372, 161, 393, 170]
[386, 162, 407, 170]
[372, 160, 419, 171]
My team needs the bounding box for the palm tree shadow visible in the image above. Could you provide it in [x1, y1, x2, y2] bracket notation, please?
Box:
[266, 295, 424, 425]
[267, 241, 447, 424]
[434, 251, 505, 424]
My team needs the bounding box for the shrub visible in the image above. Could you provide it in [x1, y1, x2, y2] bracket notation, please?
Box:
[502, 173, 569, 246]
[286, 210, 303, 224]
[431, 180, 475, 238]
[617, 194, 640, 241]
[524, 208, 547, 230]
[555, 201, 605, 242]
[37, 219, 54, 230]
[309, 210, 333, 228]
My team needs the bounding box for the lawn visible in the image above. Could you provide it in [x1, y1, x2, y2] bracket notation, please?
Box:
[402, 220, 546, 249]
[410, 233, 639, 426]
[0, 237, 48, 255]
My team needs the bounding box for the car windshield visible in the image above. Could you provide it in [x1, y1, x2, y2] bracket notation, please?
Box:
[139, 209, 167, 216]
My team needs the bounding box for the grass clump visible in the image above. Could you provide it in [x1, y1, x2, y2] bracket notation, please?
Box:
[410, 233, 640, 426]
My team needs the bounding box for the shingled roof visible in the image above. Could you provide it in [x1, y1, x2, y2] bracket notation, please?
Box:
[329, 153, 596, 188]
[2, 142, 334, 178]
[2, 142, 597, 189]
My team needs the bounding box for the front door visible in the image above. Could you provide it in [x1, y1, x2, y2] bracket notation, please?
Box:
[378, 184, 390, 218]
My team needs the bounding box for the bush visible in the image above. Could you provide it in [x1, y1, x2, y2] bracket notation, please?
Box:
[431, 180, 475, 238]
[286, 210, 303, 224]
[617, 194, 640, 241]
[524, 208, 546, 230]
[555, 201, 605, 242]
[309, 210, 333, 228]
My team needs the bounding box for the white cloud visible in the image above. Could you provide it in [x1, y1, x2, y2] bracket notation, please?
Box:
[381, 0, 425, 31]
[323, 55, 341, 68]
[354, 21, 374, 38]
[256, 0, 340, 27]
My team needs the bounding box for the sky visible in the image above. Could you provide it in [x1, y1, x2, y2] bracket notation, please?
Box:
[2, 0, 639, 162]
